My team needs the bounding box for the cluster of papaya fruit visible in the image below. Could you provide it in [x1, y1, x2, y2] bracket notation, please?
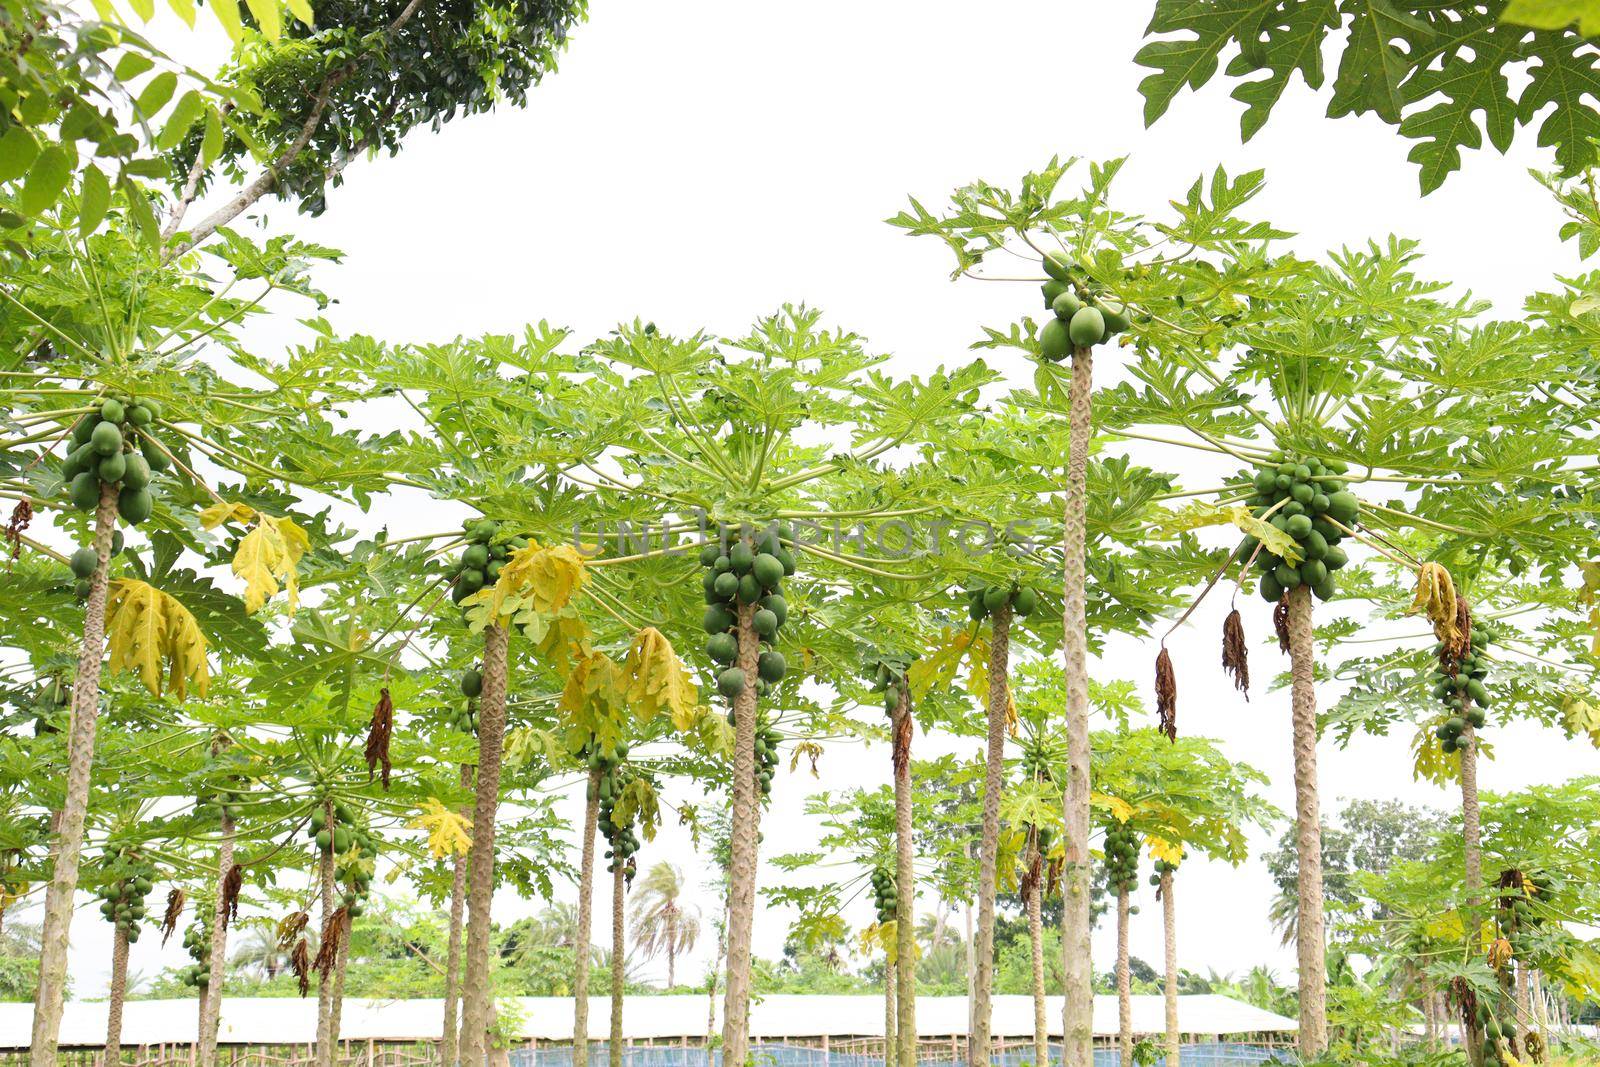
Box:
[448, 519, 525, 606]
[64, 530, 128, 601]
[179, 921, 212, 988]
[335, 826, 379, 918]
[867, 656, 908, 715]
[700, 526, 793, 700]
[454, 667, 484, 734]
[1239, 454, 1358, 603]
[61, 396, 164, 526]
[1102, 821, 1140, 895]
[1148, 857, 1178, 889]
[869, 865, 898, 925]
[964, 582, 1037, 622]
[1431, 627, 1493, 754]
[96, 850, 155, 943]
[305, 799, 365, 856]
[195, 752, 248, 823]
[1497, 871, 1556, 964]
[587, 739, 641, 876]
[1036, 251, 1131, 361]
[1473, 996, 1520, 1062]
[1018, 746, 1056, 857]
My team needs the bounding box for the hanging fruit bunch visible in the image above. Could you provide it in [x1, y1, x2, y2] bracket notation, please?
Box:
[28, 675, 69, 736]
[964, 582, 1037, 622]
[454, 669, 483, 735]
[1020, 743, 1055, 857]
[179, 919, 212, 989]
[1102, 820, 1139, 895]
[751, 717, 779, 801]
[305, 799, 361, 857]
[195, 751, 248, 824]
[1237, 453, 1358, 603]
[869, 865, 897, 926]
[1472, 995, 1519, 1064]
[60, 396, 165, 527]
[1429, 624, 1493, 755]
[867, 656, 910, 717]
[335, 825, 379, 919]
[700, 524, 793, 702]
[96, 849, 156, 946]
[591, 741, 640, 883]
[448, 519, 524, 609]
[1035, 251, 1132, 361]
[1148, 857, 1178, 889]
[65, 531, 128, 602]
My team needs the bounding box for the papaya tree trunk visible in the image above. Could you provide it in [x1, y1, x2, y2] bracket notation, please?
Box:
[1161, 869, 1178, 1067]
[198, 809, 236, 1067]
[574, 768, 601, 1067]
[1460, 720, 1487, 1067]
[891, 687, 917, 1067]
[884, 956, 897, 1063]
[971, 602, 1012, 1067]
[706, 911, 725, 1046]
[30, 484, 117, 1067]
[1284, 585, 1328, 1056]
[105, 923, 129, 1064]
[443, 766, 473, 1066]
[461, 622, 511, 1067]
[329, 911, 351, 1055]
[1117, 884, 1132, 1067]
[610, 861, 625, 1067]
[720, 602, 762, 1067]
[964, 849, 975, 1049]
[1026, 864, 1046, 1067]
[315, 819, 338, 1067]
[1060, 345, 1095, 1067]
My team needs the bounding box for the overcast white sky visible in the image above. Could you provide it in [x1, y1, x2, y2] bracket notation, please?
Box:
[40, 1, 1600, 1002]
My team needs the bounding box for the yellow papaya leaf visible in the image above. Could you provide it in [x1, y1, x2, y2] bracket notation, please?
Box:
[199, 500, 256, 529]
[560, 648, 627, 727]
[480, 539, 587, 623]
[908, 627, 976, 699]
[1411, 723, 1459, 787]
[1562, 693, 1600, 746]
[789, 739, 822, 776]
[1423, 908, 1465, 942]
[105, 578, 209, 699]
[624, 627, 701, 730]
[230, 515, 309, 615]
[1406, 562, 1459, 647]
[1159, 502, 1302, 564]
[410, 798, 471, 859]
[1146, 836, 1185, 865]
[611, 778, 660, 840]
[1091, 792, 1133, 823]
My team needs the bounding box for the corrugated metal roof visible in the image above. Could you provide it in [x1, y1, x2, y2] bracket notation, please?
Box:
[1, 994, 1296, 1047]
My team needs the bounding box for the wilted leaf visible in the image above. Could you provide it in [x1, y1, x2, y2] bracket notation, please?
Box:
[624, 627, 701, 730]
[410, 798, 471, 859]
[105, 578, 210, 698]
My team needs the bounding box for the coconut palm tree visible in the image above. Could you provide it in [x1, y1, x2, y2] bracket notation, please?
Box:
[629, 862, 701, 989]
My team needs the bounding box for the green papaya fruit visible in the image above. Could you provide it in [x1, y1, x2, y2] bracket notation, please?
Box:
[699, 543, 722, 567]
[1313, 577, 1335, 601]
[758, 651, 786, 683]
[71, 415, 98, 445]
[752, 552, 784, 588]
[99, 398, 126, 424]
[70, 546, 98, 579]
[1300, 559, 1328, 586]
[1067, 306, 1106, 347]
[1290, 482, 1314, 505]
[1259, 574, 1283, 602]
[737, 573, 763, 603]
[120, 453, 150, 491]
[714, 571, 739, 599]
[754, 608, 779, 638]
[1301, 530, 1328, 560]
[1042, 250, 1073, 283]
[730, 542, 755, 573]
[127, 403, 153, 427]
[761, 594, 787, 627]
[1013, 587, 1037, 616]
[1285, 514, 1312, 539]
[90, 420, 123, 456]
[1252, 470, 1276, 494]
[1273, 563, 1301, 589]
[462, 544, 489, 569]
[1042, 280, 1067, 306]
[1465, 679, 1490, 707]
[707, 633, 738, 664]
[461, 669, 483, 698]
[139, 434, 171, 472]
[1051, 291, 1084, 320]
[717, 668, 747, 698]
[117, 486, 153, 525]
[1038, 318, 1071, 362]
[97, 451, 126, 483]
[1099, 300, 1131, 333]
[1326, 491, 1359, 525]
[704, 605, 736, 633]
[775, 546, 797, 575]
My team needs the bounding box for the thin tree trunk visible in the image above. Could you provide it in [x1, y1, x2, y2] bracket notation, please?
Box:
[461, 622, 511, 1067]
[443, 765, 474, 1066]
[611, 861, 625, 1067]
[1060, 345, 1095, 1067]
[1161, 870, 1178, 1067]
[667, 910, 677, 989]
[891, 686, 917, 1067]
[1461, 724, 1483, 898]
[315, 818, 338, 1067]
[971, 602, 1012, 1067]
[964, 854, 975, 1050]
[1516, 961, 1534, 1053]
[575, 768, 601, 1067]
[884, 956, 897, 1065]
[1116, 886, 1131, 1067]
[30, 483, 118, 1067]
[197, 811, 236, 1066]
[720, 602, 763, 1067]
[1284, 586, 1327, 1056]
[327, 911, 352, 1058]
[105, 924, 129, 1064]
[706, 913, 726, 1046]
[1027, 868, 1046, 1067]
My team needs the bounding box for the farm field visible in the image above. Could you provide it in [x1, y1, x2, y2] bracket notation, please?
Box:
[2, 4, 1600, 1067]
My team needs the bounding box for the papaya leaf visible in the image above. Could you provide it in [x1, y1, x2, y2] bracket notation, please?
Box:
[228, 514, 310, 615]
[1158, 502, 1303, 564]
[1503, 0, 1600, 35]
[105, 578, 210, 699]
[623, 627, 701, 730]
[410, 798, 471, 859]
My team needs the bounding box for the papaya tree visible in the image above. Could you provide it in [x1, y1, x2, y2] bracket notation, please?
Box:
[893, 157, 1286, 1066]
